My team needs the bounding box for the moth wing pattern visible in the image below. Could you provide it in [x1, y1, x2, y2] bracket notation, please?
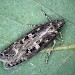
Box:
[0, 10, 65, 69]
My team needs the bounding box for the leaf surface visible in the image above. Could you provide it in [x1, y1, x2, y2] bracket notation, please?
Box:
[0, 0, 75, 75]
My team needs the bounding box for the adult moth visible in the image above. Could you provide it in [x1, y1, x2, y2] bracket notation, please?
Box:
[0, 10, 65, 69]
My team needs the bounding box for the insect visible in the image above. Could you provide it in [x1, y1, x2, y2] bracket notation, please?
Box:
[0, 9, 65, 69]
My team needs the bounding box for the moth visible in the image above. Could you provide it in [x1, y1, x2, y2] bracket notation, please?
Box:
[0, 10, 65, 69]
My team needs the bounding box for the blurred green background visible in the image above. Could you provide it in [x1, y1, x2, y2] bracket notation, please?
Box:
[0, 0, 75, 75]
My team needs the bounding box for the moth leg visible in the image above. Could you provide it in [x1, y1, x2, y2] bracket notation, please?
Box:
[58, 32, 64, 45]
[41, 9, 51, 21]
[45, 40, 56, 64]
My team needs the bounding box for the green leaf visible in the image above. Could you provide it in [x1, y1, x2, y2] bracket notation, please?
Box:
[0, 0, 75, 75]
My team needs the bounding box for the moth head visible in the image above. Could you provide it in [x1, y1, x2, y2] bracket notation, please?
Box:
[53, 19, 65, 30]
